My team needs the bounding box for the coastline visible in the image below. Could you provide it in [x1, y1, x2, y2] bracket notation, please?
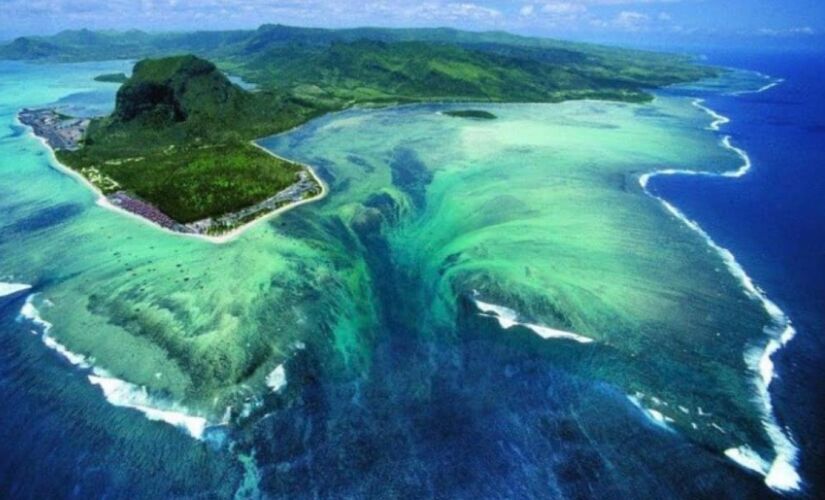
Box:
[17, 113, 328, 245]
[639, 80, 801, 492]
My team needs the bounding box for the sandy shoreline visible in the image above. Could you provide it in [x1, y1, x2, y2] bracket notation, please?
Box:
[17, 113, 328, 245]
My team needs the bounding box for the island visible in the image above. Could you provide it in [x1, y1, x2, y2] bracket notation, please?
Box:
[444, 109, 497, 119]
[93, 72, 129, 83]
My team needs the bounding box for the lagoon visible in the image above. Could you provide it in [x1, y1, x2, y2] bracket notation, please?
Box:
[0, 58, 805, 497]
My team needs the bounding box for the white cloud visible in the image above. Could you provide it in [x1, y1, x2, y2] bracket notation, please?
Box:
[581, 0, 681, 3]
[758, 26, 815, 37]
[611, 10, 649, 31]
[403, 2, 503, 22]
[541, 2, 587, 15]
[515, 0, 685, 32]
[447, 2, 503, 19]
[3, 0, 813, 44]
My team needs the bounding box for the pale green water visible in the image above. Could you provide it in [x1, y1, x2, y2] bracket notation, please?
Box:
[1, 60, 783, 493]
[260, 99, 770, 453]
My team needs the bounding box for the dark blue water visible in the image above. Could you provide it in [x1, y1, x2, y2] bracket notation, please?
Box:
[650, 50, 825, 497]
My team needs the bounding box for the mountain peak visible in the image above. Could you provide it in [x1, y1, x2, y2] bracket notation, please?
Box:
[113, 55, 244, 126]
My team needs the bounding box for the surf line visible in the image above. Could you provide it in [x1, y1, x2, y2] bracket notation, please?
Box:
[639, 82, 801, 493]
[15, 293, 212, 440]
[471, 291, 594, 344]
[731, 72, 785, 96]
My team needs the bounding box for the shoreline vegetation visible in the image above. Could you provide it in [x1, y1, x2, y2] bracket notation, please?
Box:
[3, 25, 719, 240]
[18, 108, 328, 241]
[18, 110, 328, 244]
[20, 56, 329, 239]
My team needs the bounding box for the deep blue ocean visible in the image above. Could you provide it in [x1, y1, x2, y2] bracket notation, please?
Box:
[0, 50, 822, 499]
[650, 49, 825, 496]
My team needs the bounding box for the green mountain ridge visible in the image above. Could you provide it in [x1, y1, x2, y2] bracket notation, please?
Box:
[2, 25, 717, 104]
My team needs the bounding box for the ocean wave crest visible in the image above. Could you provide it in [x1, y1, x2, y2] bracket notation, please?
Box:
[639, 88, 801, 492]
[17, 293, 210, 440]
[472, 292, 593, 344]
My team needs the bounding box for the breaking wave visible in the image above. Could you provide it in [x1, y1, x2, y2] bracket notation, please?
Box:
[639, 81, 801, 492]
[16, 294, 210, 440]
[472, 292, 593, 344]
[0, 282, 32, 298]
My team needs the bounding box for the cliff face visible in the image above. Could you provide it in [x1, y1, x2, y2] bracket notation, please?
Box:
[113, 55, 245, 126]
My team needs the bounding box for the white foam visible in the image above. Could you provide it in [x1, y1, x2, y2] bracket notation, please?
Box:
[725, 446, 770, 475]
[18, 294, 92, 368]
[755, 79, 784, 94]
[639, 97, 801, 492]
[728, 441, 802, 491]
[18, 294, 53, 335]
[221, 405, 233, 424]
[627, 395, 674, 431]
[17, 294, 210, 440]
[730, 75, 784, 96]
[0, 282, 31, 297]
[719, 135, 752, 177]
[693, 99, 730, 131]
[473, 295, 593, 344]
[88, 371, 208, 439]
[766, 458, 802, 492]
[265, 364, 286, 393]
[41, 333, 92, 369]
[642, 102, 752, 187]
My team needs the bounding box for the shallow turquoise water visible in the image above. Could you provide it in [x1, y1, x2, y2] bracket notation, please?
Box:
[0, 60, 794, 497]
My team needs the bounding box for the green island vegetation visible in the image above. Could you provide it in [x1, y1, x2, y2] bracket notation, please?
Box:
[93, 72, 129, 83]
[58, 56, 323, 223]
[444, 109, 497, 119]
[5, 25, 718, 226]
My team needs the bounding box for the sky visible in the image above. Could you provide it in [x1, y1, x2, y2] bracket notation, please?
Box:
[2, 0, 824, 48]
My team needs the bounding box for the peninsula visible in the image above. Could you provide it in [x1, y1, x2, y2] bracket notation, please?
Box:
[10, 25, 719, 237]
[22, 56, 324, 236]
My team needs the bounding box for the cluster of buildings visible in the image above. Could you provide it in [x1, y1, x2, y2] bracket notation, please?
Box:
[108, 192, 191, 233]
[19, 108, 89, 151]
